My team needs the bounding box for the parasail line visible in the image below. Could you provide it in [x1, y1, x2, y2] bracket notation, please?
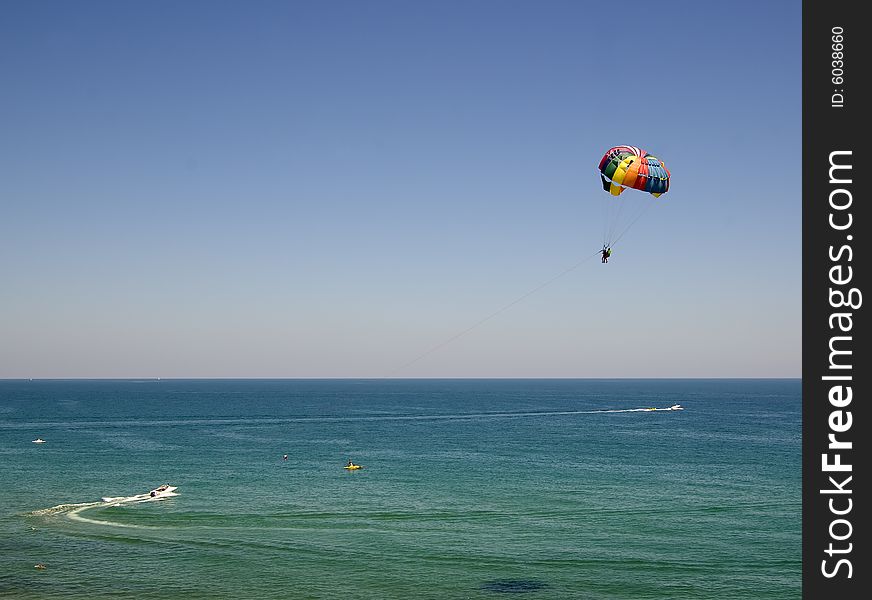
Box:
[607, 195, 627, 245]
[385, 250, 602, 378]
[609, 201, 654, 248]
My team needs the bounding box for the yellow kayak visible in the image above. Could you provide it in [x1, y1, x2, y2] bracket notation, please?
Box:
[344, 464, 363, 470]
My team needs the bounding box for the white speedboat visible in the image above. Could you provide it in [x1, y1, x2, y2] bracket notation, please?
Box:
[32, 438, 46, 443]
[668, 404, 684, 410]
[148, 484, 177, 497]
[102, 484, 177, 503]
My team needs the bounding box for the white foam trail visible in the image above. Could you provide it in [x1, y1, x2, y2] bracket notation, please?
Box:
[101, 491, 178, 505]
[67, 505, 148, 528]
[29, 491, 178, 528]
[591, 407, 676, 413]
[67, 507, 158, 529]
[364, 406, 685, 419]
[29, 502, 104, 517]
[3, 406, 684, 429]
[29, 501, 145, 529]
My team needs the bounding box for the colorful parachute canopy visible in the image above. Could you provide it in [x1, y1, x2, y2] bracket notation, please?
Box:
[598, 145, 670, 198]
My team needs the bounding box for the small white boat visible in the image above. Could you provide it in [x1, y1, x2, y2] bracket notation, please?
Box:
[32, 438, 46, 444]
[101, 484, 178, 503]
[148, 484, 177, 498]
[668, 404, 684, 410]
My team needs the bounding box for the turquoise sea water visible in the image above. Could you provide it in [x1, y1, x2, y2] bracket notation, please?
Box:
[1, 379, 800, 599]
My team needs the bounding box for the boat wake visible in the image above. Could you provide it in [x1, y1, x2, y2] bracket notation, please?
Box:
[29, 502, 104, 517]
[27, 485, 178, 527]
[28, 501, 150, 529]
[5, 405, 686, 430]
[100, 485, 178, 505]
[593, 404, 684, 413]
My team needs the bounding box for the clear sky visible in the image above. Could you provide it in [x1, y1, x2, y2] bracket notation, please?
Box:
[0, 0, 800, 378]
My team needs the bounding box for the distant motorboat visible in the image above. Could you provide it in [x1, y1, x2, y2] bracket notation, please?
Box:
[148, 484, 177, 497]
[32, 438, 46, 444]
[669, 404, 684, 410]
[101, 484, 178, 503]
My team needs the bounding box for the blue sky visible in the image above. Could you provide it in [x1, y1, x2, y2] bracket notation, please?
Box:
[0, 1, 800, 378]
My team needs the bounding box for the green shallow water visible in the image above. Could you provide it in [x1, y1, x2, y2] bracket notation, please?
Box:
[1, 379, 800, 599]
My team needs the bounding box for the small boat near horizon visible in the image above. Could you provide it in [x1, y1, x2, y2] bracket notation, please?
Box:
[643, 405, 683, 412]
[32, 438, 46, 443]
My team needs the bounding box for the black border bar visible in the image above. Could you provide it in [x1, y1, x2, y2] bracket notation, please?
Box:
[803, 1, 868, 597]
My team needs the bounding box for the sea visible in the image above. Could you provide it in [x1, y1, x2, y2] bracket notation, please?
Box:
[0, 379, 800, 599]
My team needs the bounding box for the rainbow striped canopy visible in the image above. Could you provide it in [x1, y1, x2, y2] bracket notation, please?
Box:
[598, 145, 670, 197]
